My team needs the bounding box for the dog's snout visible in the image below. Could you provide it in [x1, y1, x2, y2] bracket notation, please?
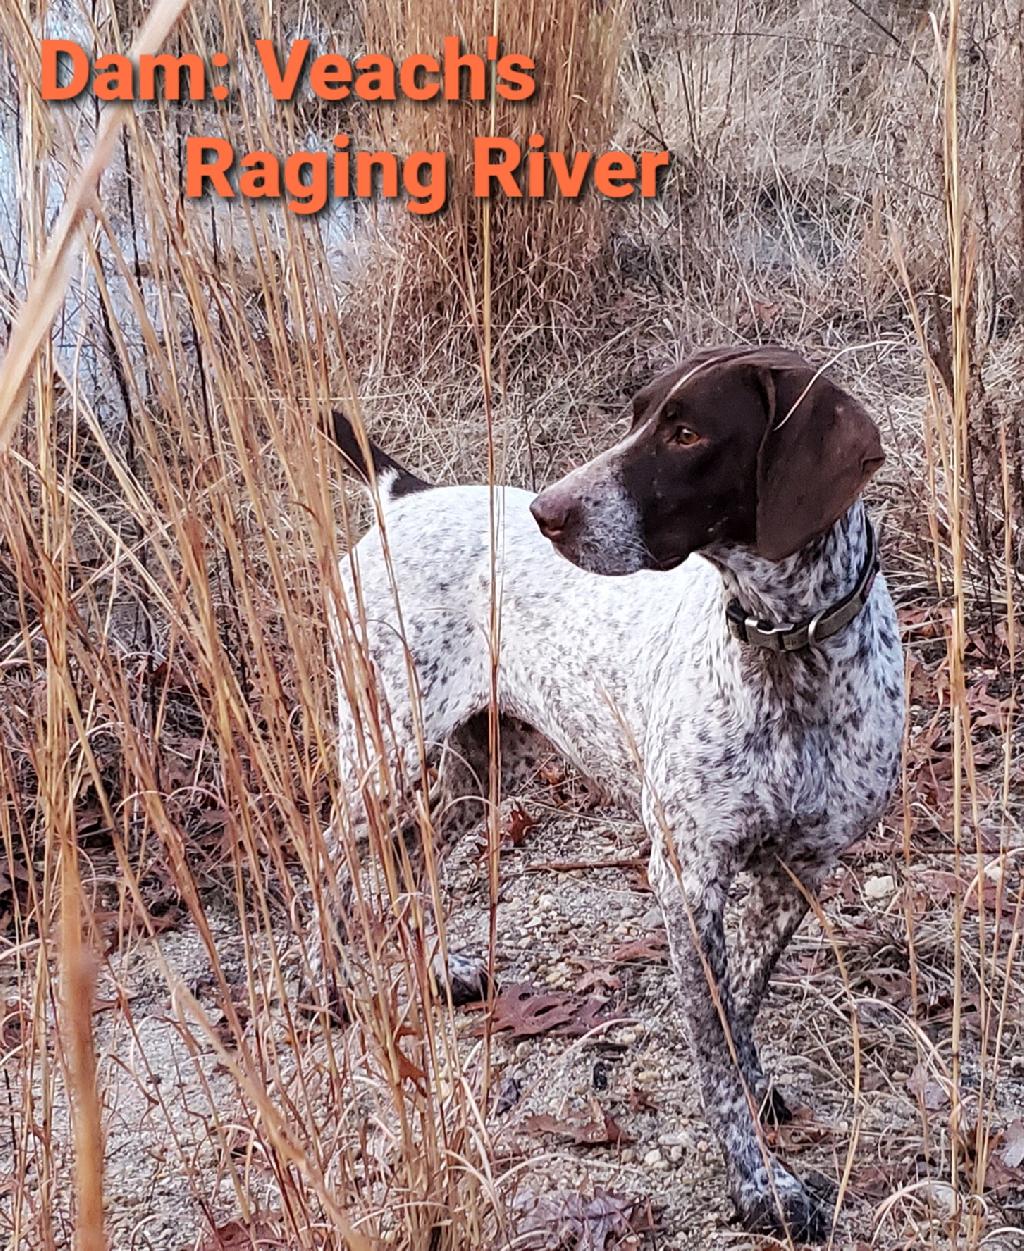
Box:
[530, 492, 575, 540]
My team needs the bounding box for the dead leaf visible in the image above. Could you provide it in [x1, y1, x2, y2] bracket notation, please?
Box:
[387, 1022, 428, 1091]
[609, 932, 669, 965]
[627, 1087, 657, 1113]
[511, 1186, 655, 1250]
[576, 968, 621, 997]
[854, 1164, 902, 1201]
[195, 807, 231, 834]
[907, 1064, 949, 1112]
[1001, 1119, 1024, 1170]
[766, 1104, 833, 1148]
[200, 1214, 282, 1249]
[503, 805, 538, 847]
[469, 982, 624, 1039]
[916, 868, 965, 904]
[525, 1104, 632, 1146]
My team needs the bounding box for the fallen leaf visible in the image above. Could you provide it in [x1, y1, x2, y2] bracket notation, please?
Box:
[854, 1164, 901, 1200]
[1001, 1120, 1024, 1170]
[576, 968, 622, 997]
[195, 806, 231, 834]
[767, 1105, 833, 1148]
[511, 1186, 655, 1250]
[628, 1087, 657, 1113]
[525, 1105, 632, 1146]
[609, 933, 669, 965]
[503, 805, 539, 847]
[907, 1064, 949, 1111]
[469, 982, 624, 1039]
[200, 1214, 282, 1249]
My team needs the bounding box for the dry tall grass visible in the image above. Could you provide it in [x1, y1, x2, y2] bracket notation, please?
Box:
[363, 0, 626, 334]
[0, 0, 1022, 1249]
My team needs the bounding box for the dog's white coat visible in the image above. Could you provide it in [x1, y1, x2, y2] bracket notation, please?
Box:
[327, 457, 903, 1239]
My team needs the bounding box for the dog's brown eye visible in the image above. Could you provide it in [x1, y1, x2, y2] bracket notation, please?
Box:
[672, 426, 701, 447]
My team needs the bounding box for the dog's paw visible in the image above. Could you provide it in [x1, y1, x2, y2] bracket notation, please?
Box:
[434, 950, 492, 1006]
[733, 1166, 828, 1243]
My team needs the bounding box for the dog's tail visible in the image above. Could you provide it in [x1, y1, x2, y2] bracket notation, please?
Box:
[330, 410, 432, 500]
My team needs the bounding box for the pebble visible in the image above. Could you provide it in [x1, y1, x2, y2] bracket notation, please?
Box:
[864, 873, 896, 901]
[643, 1147, 663, 1167]
[917, 1180, 959, 1216]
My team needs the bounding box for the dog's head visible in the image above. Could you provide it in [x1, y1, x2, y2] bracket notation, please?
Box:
[530, 345, 883, 575]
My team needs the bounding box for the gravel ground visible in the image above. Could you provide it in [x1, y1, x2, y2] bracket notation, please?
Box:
[4, 737, 1024, 1251]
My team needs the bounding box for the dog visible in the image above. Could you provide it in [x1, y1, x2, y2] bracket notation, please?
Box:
[320, 344, 904, 1240]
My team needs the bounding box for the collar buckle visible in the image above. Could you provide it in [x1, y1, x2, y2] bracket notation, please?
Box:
[806, 609, 827, 647]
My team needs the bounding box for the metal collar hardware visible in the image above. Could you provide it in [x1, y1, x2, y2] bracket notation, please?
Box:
[725, 522, 879, 652]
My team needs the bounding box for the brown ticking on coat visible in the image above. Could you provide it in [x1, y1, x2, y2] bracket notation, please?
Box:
[315, 344, 905, 1243]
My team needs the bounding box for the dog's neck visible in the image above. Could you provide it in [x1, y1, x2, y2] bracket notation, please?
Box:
[706, 502, 870, 633]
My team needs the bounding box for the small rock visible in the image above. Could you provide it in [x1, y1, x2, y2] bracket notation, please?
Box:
[917, 1180, 959, 1217]
[864, 873, 896, 901]
[643, 1147, 663, 1167]
[494, 1073, 522, 1115]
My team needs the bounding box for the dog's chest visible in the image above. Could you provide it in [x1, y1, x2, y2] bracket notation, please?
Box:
[645, 610, 903, 857]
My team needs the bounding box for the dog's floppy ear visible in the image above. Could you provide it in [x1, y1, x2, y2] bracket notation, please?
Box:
[753, 357, 883, 561]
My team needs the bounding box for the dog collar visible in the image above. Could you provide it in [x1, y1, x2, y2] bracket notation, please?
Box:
[725, 521, 879, 652]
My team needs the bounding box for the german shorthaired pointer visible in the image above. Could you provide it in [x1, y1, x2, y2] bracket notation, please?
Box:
[322, 345, 904, 1241]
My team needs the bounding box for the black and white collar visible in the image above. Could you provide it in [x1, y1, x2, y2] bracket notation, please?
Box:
[725, 521, 879, 652]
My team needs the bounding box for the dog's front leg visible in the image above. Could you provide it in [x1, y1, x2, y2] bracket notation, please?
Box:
[730, 854, 825, 1122]
[647, 834, 826, 1242]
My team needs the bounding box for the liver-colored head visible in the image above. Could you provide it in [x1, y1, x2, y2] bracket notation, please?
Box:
[530, 345, 883, 575]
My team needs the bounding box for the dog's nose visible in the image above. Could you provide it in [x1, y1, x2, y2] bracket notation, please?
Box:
[530, 492, 574, 540]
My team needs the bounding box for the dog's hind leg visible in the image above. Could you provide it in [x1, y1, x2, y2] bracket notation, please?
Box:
[305, 616, 492, 1020]
[415, 713, 558, 1006]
